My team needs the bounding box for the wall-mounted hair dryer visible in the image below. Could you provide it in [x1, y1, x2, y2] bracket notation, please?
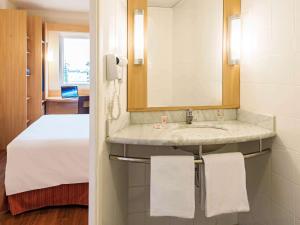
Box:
[106, 54, 128, 82]
[106, 54, 128, 120]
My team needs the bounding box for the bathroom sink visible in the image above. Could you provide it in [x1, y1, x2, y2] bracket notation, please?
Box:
[172, 127, 227, 137]
[171, 125, 228, 154]
[174, 124, 227, 132]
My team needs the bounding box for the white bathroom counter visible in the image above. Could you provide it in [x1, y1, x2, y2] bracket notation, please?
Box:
[106, 120, 276, 146]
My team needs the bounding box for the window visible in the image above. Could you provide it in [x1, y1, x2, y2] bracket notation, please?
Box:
[60, 34, 90, 85]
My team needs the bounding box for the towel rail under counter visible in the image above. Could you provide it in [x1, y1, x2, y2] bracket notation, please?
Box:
[109, 148, 272, 164]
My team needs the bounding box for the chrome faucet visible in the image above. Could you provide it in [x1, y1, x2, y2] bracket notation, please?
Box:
[186, 109, 193, 124]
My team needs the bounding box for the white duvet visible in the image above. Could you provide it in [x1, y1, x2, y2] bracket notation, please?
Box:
[5, 115, 89, 195]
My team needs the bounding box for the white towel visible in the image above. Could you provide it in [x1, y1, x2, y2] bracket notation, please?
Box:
[202, 152, 250, 217]
[150, 156, 195, 219]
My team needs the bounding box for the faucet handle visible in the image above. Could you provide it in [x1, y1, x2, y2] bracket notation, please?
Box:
[186, 109, 193, 116]
[186, 109, 193, 124]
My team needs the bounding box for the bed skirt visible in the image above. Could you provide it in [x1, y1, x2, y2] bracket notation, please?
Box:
[7, 183, 88, 215]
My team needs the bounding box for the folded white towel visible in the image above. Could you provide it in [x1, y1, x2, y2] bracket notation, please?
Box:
[202, 152, 250, 217]
[150, 156, 195, 219]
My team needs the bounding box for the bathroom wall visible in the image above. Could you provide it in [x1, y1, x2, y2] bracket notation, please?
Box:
[126, 144, 239, 225]
[126, 110, 239, 225]
[239, 0, 300, 224]
[96, 0, 129, 224]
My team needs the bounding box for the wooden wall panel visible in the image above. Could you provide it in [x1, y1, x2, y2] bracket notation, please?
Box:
[0, 9, 27, 149]
[127, 0, 148, 110]
[46, 23, 89, 33]
[44, 23, 50, 99]
[222, 0, 241, 107]
[127, 0, 241, 111]
[27, 16, 43, 125]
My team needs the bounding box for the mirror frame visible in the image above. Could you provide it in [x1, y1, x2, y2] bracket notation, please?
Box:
[127, 0, 240, 112]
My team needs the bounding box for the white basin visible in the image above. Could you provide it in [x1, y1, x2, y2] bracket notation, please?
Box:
[172, 127, 227, 136]
[171, 124, 228, 153]
[173, 124, 227, 133]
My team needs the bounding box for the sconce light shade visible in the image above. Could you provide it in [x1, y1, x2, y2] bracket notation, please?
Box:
[229, 16, 241, 65]
[134, 9, 144, 65]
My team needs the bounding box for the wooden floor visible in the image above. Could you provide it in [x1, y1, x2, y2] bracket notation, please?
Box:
[0, 151, 7, 213]
[0, 206, 88, 225]
[0, 151, 88, 225]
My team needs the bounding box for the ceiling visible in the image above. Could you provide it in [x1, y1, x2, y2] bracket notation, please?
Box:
[10, 0, 89, 12]
[148, 0, 182, 8]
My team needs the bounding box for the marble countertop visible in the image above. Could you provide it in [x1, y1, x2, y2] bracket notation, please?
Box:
[106, 120, 276, 146]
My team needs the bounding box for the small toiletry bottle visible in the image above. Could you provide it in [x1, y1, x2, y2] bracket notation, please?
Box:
[161, 115, 168, 127]
[216, 109, 225, 121]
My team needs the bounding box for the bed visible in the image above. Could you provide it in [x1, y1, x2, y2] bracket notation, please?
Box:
[5, 115, 89, 215]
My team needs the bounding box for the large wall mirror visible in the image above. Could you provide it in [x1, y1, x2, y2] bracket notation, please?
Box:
[148, 0, 223, 107]
[128, 0, 241, 111]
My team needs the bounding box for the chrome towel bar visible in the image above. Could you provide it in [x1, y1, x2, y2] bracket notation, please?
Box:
[109, 148, 271, 164]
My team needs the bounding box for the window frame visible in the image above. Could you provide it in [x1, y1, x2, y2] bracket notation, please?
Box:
[59, 32, 90, 87]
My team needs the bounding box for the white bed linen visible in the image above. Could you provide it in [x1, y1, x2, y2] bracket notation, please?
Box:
[5, 115, 89, 195]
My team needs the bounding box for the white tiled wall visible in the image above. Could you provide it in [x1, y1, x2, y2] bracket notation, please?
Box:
[100, 0, 129, 224]
[126, 145, 239, 225]
[239, 0, 300, 224]
[104, 0, 128, 120]
[130, 109, 237, 124]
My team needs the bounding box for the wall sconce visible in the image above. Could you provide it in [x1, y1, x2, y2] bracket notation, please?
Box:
[134, 9, 144, 65]
[228, 16, 241, 65]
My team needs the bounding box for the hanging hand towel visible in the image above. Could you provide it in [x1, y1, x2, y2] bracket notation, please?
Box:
[202, 152, 250, 217]
[150, 156, 195, 219]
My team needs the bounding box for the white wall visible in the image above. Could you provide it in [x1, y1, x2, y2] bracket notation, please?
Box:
[0, 0, 6, 8]
[0, 3, 88, 23]
[102, 0, 128, 120]
[239, 0, 300, 224]
[89, 0, 97, 223]
[47, 31, 60, 91]
[95, 0, 129, 224]
[0, 0, 15, 8]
